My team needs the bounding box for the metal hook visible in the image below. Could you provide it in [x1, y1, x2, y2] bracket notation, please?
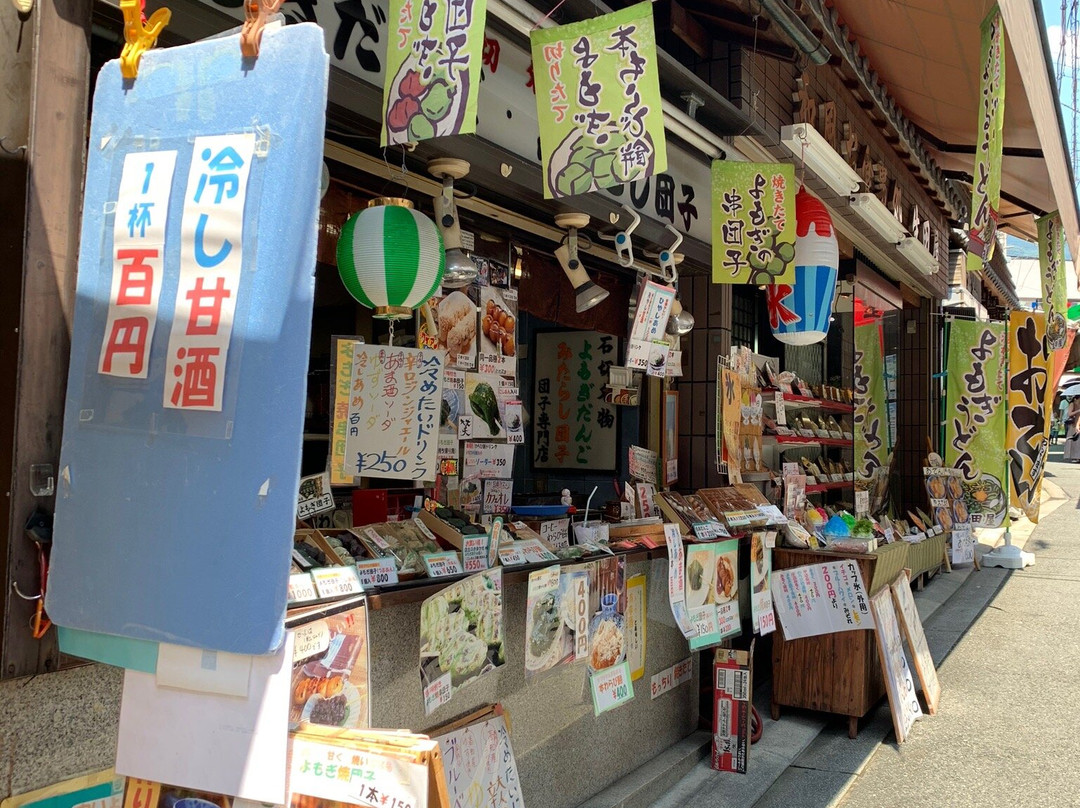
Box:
[11, 581, 42, 601]
[658, 224, 683, 284]
[597, 205, 640, 267]
[0, 137, 26, 156]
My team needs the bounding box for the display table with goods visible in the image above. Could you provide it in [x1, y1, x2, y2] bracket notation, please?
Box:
[770, 542, 909, 738]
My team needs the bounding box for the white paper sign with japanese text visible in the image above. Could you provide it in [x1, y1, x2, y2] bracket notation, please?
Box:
[590, 660, 634, 715]
[99, 150, 177, 379]
[289, 736, 429, 808]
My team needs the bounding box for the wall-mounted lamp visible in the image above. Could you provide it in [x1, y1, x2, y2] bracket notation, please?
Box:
[554, 213, 609, 313]
[428, 158, 477, 288]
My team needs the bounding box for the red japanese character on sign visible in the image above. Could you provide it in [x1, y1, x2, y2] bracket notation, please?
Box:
[170, 346, 221, 408]
[184, 275, 232, 336]
[115, 247, 158, 305]
[102, 316, 150, 375]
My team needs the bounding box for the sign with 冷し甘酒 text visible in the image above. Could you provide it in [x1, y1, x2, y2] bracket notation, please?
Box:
[344, 344, 444, 481]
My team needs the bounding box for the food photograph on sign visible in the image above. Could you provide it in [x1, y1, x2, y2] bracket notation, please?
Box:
[419, 569, 505, 713]
[588, 556, 627, 673]
[289, 601, 370, 731]
[418, 289, 478, 370]
[479, 286, 518, 377]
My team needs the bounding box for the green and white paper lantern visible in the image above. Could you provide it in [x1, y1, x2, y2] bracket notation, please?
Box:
[337, 197, 446, 319]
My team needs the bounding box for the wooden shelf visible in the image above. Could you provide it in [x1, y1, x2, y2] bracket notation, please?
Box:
[762, 389, 854, 414]
[763, 435, 854, 450]
[805, 481, 853, 494]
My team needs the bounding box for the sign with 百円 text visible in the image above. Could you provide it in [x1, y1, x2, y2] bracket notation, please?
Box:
[533, 331, 618, 470]
[530, 2, 667, 199]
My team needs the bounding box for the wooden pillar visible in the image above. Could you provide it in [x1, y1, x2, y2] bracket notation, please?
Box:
[2, 0, 91, 679]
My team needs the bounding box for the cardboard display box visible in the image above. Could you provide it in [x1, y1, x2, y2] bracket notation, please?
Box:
[711, 643, 754, 774]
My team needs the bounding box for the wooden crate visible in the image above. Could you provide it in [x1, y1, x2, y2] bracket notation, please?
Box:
[770, 542, 909, 738]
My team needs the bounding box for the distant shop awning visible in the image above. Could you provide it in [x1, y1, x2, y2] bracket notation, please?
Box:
[813, 0, 1080, 274]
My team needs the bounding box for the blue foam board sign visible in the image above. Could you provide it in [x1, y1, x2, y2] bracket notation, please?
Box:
[46, 25, 329, 655]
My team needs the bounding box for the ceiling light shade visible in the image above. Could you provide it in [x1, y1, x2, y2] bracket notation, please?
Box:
[897, 236, 938, 276]
[336, 197, 445, 320]
[766, 189, 839, 345]
[780, 123, 862, 197]
[429, 158, 477, 288]
[555, 243, 609, 313]
[849, 192, 907, 244]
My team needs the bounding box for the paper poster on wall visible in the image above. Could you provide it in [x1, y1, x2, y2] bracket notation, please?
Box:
[530, 1, 667, 199]
[525, 565, 588, 681]
[534, 331, 618, 470]
[664, 524, 695, 639]
[479, 286, 518, 378]
[439, 368, 466, 460]
[381, 0, 488, 146]
[463, 441, 516, 478]
[417, 289, 478, 370]
[869, 587, 923, 743]
[435, 712, 523, 808]
[287, 597, 371, 732]
[711, 162, 796, 284]
[628, 445, 658, 483]
[625, 574, 646, 681]
[297, 471, 335, 521]
[770, 560, 873, 640]
[717, 361, 743, 481]
[289, 733, 431, 808]
[344, 345, 444, 481]
[482, 478, 513, 515]
[420, 569, 505, 716]
[330, 337, 364, 485]
[460, 372, 509, 440]
[749, 532, 775, 635]
[626, 280, 676, 371]
[588, 555, 627, 674]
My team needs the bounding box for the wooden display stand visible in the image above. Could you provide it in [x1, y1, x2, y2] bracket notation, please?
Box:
[769, 542, 909, 738]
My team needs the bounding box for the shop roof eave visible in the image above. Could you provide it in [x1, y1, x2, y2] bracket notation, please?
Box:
[1001, 0, 1080, 285]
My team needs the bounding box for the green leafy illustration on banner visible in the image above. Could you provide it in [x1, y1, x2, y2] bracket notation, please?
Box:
[382, 0, 489, 146]
[966, 6, 1005, 274]
[1038, 211, 1068, 351]
[711, 162, 796, 284]
[854, 323, 889, 481]
[530, 1, 667, 199]
[945, 319, 1008, 528]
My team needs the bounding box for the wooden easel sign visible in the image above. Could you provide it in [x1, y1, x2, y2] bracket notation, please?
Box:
[890, 570, 941, 714]
[869, 588, 923, 743]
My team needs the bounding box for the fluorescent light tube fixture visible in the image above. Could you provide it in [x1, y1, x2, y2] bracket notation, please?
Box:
[897, 236, 938, 276]
[780, 123, 862, 197]
[849, 192, 909, 244]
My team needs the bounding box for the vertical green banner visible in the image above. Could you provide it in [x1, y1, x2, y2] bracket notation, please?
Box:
[854, 323, 889, 481]
[1007, 311, 1052, 523]
[530, 2, 667, 199]
[945, 320, 1008, 527]
[711, 162, 796, 284]
[1038, 211, 1068, 351]
[966, 7, 1005, 274]
[382, 0, 489, 146]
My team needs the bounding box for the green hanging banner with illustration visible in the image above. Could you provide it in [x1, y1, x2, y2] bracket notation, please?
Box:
[945, 319, 1008, 528]
[853, 323, 889, 481]
[382, 0, 489, 146]
[711, 162, 796, 284]
[530, 1, 667, 199]
[966, 7, 1005, 274]
[1038, 211, 1069, 351]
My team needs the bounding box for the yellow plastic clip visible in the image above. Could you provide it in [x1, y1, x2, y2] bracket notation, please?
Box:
[241, 0, 284, 60]
[120, 0, 171, 80]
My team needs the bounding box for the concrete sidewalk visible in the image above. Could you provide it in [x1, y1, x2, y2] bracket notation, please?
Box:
[638, 454, 1075, 808]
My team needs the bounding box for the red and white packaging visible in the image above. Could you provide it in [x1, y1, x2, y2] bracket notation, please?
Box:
[711, 643, 754, 773]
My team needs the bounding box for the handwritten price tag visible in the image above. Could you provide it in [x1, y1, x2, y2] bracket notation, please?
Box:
[462, 535, 490, 573]
[590, 661, 635, 715]
[758, 610, 776, 635]
[497, 545, 526, 567]
[310, 566, 362, 599]
[287, 573, 318, 604]
[423, 672, 452, 715]
[354, 557, 398, 588]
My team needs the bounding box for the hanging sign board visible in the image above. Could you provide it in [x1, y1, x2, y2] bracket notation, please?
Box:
[1038, 211, 1069, 351]
[966, 7, 1005, 274]
[46, 25, 329, 655]
[533, 331, 618, 470]
[382, 0, 488, 146]
[711, 162, 796, 284]
[530, 1, 668, 199]
[1006, 310, 1052, 523]
[854, 323, 889, 482]
[344, 344, 445, 482]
